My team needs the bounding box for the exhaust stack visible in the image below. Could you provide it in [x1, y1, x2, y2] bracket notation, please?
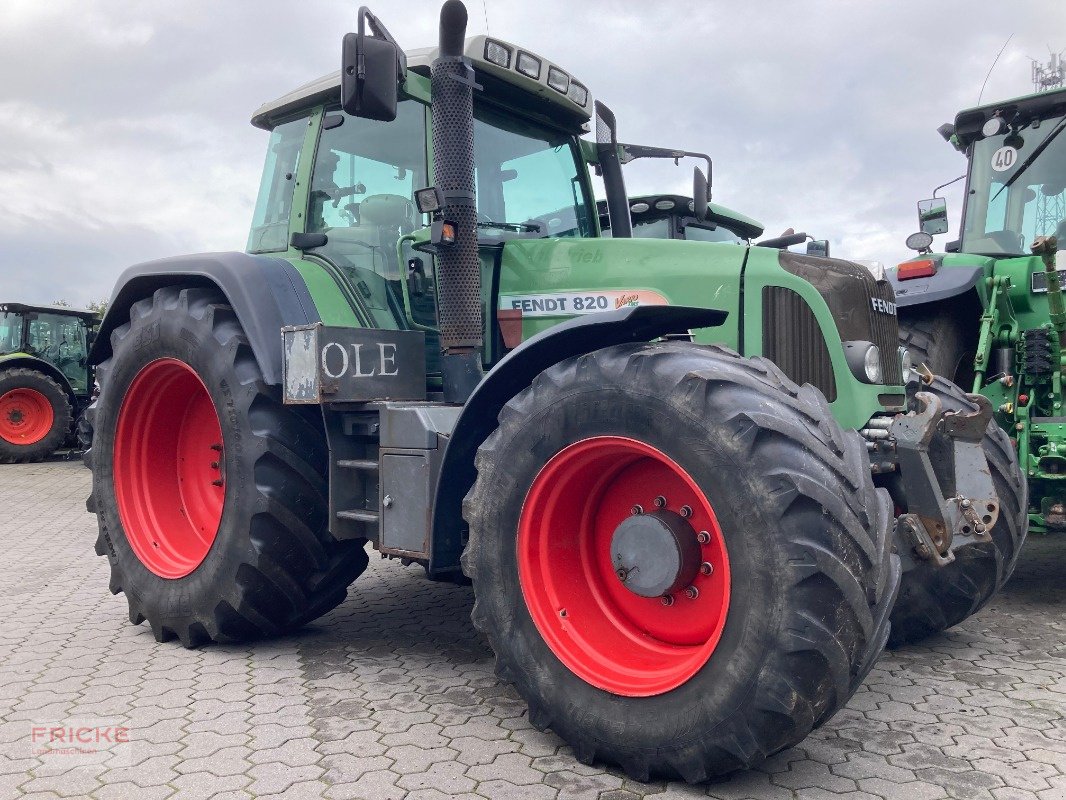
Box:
[431, 0, 484, 402]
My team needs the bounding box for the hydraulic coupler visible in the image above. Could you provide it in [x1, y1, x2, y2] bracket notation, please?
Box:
[888, 388, 999, 568]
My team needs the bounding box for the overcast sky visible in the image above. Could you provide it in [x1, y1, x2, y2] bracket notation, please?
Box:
[1, 0, 1063, 307]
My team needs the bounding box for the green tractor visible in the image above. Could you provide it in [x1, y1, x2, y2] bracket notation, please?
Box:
[894, 86, 1066, 538]
[0, 303, 97, 462]
[84, 1, 1020, 781]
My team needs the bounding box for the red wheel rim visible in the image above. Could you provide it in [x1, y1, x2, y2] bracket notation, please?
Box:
[518, 436, 731, 697]
[113, 358, 225, 579]
[0, 388, 55, 445]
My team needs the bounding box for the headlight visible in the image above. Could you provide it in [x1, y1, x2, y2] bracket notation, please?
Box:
[567, 81, 589, 107]
[844, 341, 883, 384]
[899, 346, 914, 383]
[484, 40, 512, 69]
[547, 67, 570, 93]
[516, 51, 541, 79]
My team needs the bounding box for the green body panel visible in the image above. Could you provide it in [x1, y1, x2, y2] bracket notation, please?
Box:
[496, 238, 899, 430]
[497, 237, 743, 344]
[742, 247, 893, 429]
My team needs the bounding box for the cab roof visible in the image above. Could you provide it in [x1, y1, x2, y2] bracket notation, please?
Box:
[251, 35, 591, 131]
[0, 302, 99, 321]
[598, 194, 765, 240]
[954, 85, 1066, 148]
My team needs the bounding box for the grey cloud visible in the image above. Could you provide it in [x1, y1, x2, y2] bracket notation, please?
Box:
[0, 0, 1061, 307]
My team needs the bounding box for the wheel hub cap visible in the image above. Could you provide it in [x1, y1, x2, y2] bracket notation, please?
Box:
[611, 510, 701, 598]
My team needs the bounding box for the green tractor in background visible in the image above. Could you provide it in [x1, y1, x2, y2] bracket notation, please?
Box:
[83, 0, 1022, 781]
[0, 303, 97, 462]
[893, 86, 1066, 536]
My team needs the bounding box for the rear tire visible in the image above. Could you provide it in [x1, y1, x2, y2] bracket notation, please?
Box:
[463, 342, 900, 781]
[85, 286, 369, 646]
[899, 306, 976, 389]
[887, 376, 1027, 646]
[0, 368, 72, 463]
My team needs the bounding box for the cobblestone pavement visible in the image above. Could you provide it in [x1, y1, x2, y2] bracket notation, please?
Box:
[1, 459, 1064, 800]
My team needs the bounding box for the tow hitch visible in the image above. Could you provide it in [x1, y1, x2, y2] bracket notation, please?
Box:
[888, 388, 998, 566]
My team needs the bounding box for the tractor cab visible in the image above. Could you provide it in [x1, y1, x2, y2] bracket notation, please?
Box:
[248, 35, 598, 380]
[0, 303, 96, 396]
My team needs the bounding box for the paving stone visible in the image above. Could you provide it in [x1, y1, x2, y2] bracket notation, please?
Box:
[0, 461, 1062, 800]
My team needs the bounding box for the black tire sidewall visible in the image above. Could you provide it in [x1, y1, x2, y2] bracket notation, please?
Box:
[92, 302, 262, 623]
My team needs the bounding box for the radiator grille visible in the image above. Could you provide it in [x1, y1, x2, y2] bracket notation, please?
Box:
[763, 286, 837, 401]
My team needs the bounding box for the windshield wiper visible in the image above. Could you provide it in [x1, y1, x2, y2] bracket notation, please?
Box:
[990, 115, 1066, 203]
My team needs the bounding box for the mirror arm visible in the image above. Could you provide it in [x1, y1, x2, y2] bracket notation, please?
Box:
[356, 6, 407, 78]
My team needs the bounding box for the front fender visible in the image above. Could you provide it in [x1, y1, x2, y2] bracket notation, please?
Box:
[889, 262, 985, 308]
[0, 353, 76, 399]
[90, 252, 320, 385]
[428, 304, 727, 575]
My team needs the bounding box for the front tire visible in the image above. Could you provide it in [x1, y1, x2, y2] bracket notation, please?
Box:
[0, 368, 72, 463]
[887, 376, 1027, 646]
[85, 286, 369, 646]
[463, 342, 900, 781]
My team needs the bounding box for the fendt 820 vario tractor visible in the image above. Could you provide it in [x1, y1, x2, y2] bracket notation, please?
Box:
[894, 88, 1066, 541]
[0, 303, 97, 462]
[84, 2, 1021, 781]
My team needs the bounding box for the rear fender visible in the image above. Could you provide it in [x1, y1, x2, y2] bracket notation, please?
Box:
[0, 354, 76, 401]
[90, 252, 320, 385]
[428, 304, 727, 575]
[890, 263, 984, 309]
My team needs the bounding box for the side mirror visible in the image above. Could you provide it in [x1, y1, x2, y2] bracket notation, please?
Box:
[693, 167, 709, 221]
[917, 197, 949, 235]
[806, 239, 830, 258]
[341, 7, 406, 122]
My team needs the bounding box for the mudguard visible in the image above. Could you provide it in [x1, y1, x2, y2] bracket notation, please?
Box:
[89, 252, 320, 385]
[889, 262, 984, 308]
[0, 354, 75, 399]
[428, 304, 727, 575]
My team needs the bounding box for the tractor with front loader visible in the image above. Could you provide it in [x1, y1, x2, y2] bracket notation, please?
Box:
[0, 302, 97, 462]
[894, 87, 1066, 541]
[84, 1, 1023, 781]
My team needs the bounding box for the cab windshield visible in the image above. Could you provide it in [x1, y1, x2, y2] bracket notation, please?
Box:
[306, 99, 593, 331]
[963, 114, 1066, 255]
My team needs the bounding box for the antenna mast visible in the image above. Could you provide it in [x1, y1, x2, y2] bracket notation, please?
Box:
[1031, 49, 1066, 93]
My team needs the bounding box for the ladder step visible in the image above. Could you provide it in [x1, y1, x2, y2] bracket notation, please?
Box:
[337, 509, 380, 523]
[337, 458, 379, 471]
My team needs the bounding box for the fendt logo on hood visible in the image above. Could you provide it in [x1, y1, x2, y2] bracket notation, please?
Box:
[871, 297, 897, 316]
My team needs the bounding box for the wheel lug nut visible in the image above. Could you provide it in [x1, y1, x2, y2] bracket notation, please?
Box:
[684, 585, 699, 599]
[680, 505, 692, 518]
[631, 504, 643, 515]
[697, 530, 710, 544]
[700, 561, 713, 576]
[660, 595, 674, 606]
[654, 495, 667, 508]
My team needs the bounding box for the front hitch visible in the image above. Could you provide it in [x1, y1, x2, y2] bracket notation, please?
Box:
[889, 389, 998, 567]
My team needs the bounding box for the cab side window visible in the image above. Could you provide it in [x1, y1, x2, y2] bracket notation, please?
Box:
[306, 101, 429, 331]
[248, 117, 307, 253]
